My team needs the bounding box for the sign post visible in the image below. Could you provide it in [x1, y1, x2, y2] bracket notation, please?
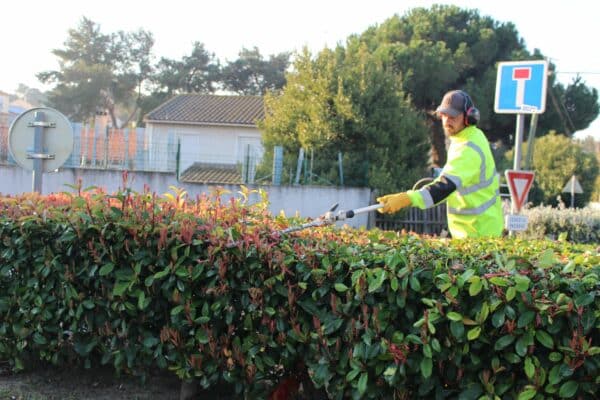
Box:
[505, 170, 535, 232]
[562, 175, 583, 208]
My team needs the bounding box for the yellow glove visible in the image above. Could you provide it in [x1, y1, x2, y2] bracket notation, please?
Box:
[376, 192, 412, 214]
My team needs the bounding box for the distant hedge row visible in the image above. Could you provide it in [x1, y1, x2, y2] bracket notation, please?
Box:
[0, 187, 598, 399]
[522, 204, 600, 244]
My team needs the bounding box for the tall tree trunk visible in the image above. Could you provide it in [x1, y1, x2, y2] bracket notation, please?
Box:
[428, 116, 446, 168]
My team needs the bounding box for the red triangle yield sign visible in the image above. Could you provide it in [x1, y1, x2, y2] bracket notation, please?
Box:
[505, 170, 535, 212]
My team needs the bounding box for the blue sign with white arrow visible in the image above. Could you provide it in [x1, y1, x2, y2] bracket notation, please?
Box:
[494, 60, 548, 114]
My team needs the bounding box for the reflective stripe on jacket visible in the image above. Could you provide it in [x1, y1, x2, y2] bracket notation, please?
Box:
[407, 126, 504, 238]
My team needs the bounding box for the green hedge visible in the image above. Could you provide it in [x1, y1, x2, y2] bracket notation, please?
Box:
[521, 204, 600, 244]
[0, 187, 598, 399]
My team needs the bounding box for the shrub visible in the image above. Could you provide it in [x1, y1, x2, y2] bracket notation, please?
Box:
[0, 187, 598, 399]
[521, 202, 600, 244]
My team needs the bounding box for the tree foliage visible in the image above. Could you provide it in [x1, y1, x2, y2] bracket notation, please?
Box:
[37, 17, 154, 128]
[354, 5, 599, 166]
[150, 42, 220, 96]
[14, 84, 48, 107]
[36, 18, 290, 128]
[542, 77, 600, 136]
[220, 47, 290, 95]
[259, 46, 429, 192]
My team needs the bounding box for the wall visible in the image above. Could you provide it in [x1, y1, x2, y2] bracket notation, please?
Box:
[0, 165, 374, 229]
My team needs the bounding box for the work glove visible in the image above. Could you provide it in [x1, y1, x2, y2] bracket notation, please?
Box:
[376, 192, 412, 214]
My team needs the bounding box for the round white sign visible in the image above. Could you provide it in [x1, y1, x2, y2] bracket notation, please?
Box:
[8, 107, 74, 172]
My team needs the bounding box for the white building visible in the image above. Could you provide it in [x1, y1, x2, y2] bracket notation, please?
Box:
[144, 94, 264, 184]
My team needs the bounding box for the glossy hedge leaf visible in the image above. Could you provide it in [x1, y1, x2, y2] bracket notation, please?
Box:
[143, 337, 159, 348]
[469, 276, 483, 296]
[538, 249, 557, 268]
[545, 383, 558, 395]
[195, 330, 209, 344]
[422, 344, 432, 358]
[467, 326, 481, 341]
[494, 334, 515, 351]
[99, 263, 115, 276]
[515, 336, 529, 357]
[524, 356, 535, 379]
[558, 363, 574, 378]
[171, 305, 184, 316]
[574, 293, 594, 307]
[33, 332, 47, 345]
[535, 330, 554, 349]
[153, 267, 170, 280]
[549, 352, 563, 362]
[558, 381, 578, 398]
[548, 365, 562, 385]
[112, 281, 129, 296]
[458, 384, 483, 400]
[506, 286, 517, 301]
[334, 283, 349, 292]
[447, 312, 463, 321]
[420, 357, 432, 378]
[409, 276, 421, 292]
[368, 268, 386, 293]
[518, 311, 535, 328]
[518, 386, 537, 400]
[489, 276, 508, 286]
[346, 368, 360, 382]
[450, 321, 465, 339]
[491, 309, 505, 328]
[82, 300, 95, 309]
[357, 372, 368, 395]
[514, 274, 530, 292]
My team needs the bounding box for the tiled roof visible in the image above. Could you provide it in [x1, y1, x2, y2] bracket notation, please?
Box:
[179, 162, 243, 184]
[145, 94, 264, 126]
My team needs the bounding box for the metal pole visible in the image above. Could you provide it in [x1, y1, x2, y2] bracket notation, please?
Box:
[32, 111, 45, 193]
[272, 146, 283, 185]
[571, 178, 575, 208]
[524, 114, 538, 170]
[338, 152, 344, 186]
[509, 113, 526, 236]
[513, 114, 525, 171]
[294, 148, 304, 185]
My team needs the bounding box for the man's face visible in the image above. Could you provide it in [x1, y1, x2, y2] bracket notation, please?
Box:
[440, 112, 466, 136]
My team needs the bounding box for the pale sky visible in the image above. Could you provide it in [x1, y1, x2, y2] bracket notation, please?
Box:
[2, 0, 599, 139]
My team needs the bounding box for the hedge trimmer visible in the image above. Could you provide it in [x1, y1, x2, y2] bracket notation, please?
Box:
[279, 202, 383, 234]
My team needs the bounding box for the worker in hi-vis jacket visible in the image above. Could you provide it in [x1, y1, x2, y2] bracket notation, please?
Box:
[377, 90, 504, 238]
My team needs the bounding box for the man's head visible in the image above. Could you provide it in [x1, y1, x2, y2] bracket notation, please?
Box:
[436, 90, 479, 136]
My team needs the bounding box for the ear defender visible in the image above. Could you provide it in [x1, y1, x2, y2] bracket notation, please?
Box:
[461, 91, 480, 126]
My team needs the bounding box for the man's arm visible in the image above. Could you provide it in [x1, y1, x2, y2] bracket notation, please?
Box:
[425, 175, 457, 204]
[407, 175, 457, 209]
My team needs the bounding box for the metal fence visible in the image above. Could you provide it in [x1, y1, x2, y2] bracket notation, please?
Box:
[0, 120, 263, 183]
[375, 205, 448, 235]
[65, 124, 170, 171]
[0, 121, 177, 172]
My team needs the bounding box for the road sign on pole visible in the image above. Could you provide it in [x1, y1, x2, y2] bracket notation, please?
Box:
[8, 107, 73, 193]
[505, 170, 535, 213]
[562, 175, 584, 208]
[494, 60, 549, 114]
[495, 60, 549, 172]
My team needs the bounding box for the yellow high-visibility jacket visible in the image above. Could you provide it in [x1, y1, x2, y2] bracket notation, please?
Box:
[407, 126, 504, 238]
